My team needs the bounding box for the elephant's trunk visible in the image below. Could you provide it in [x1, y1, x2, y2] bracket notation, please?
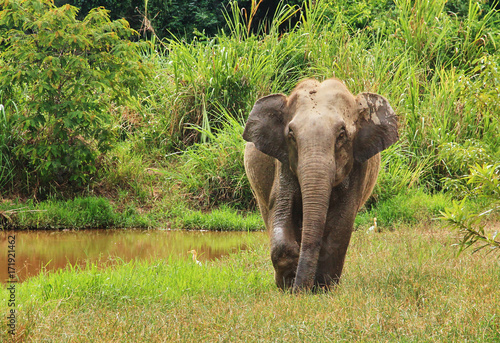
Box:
[293, 153, 334, 292]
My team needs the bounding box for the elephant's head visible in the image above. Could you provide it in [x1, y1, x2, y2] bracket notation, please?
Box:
[243, 78, 398, 292]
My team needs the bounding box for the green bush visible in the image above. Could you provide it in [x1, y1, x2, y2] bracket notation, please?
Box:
[441, 163, 500, 253]
[0, 0, 151, 196]
[323, 0, 395, 31]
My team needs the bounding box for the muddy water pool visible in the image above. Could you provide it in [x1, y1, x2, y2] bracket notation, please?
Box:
[0, 229, 266, 283]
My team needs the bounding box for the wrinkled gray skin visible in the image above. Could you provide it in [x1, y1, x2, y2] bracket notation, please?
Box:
[243, 78, 398, 293]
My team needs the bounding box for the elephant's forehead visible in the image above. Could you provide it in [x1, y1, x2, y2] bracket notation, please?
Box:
[291, 81, 357, 129]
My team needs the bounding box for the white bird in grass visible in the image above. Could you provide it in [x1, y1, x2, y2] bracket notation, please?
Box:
[188, 250, 202, 266]
[367, 217, 378, 233]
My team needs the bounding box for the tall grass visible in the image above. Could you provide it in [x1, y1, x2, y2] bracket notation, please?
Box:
[141, 1, 308, 149]
[172, 108, 252, 210]
[454, 0, 499, 69]
[372, 144, 436, 203]
[394, 0, 450, 66]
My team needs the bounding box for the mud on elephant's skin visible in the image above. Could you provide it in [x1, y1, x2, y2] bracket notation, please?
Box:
[243, 78, 399, 293]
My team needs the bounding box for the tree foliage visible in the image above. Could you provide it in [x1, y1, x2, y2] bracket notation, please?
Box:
[0, 0, 151, 196]
[54, 0, 304, 39]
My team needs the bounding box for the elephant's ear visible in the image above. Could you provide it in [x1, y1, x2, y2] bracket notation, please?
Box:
[353, 92, 399, 163]
[243, 94, 289, 164]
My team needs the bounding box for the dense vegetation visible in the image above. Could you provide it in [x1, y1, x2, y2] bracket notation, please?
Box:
[54, 0, 304, 39]
[0, 1, 151, 194]
[0, 0, 499, 246]
[51, 0, 500, 40]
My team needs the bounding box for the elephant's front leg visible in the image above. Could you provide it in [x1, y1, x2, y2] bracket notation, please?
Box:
[270, 226, 300, 289]
[314, 226, 354, 289]
[314, 183, 359, 289]
[270, 166, 302, 289]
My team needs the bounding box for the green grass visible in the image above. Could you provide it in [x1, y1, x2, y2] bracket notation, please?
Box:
[0, 197, 151, 229]
[1, 0, 499, 231]
[173, 206, 264, 231]
[0, 193, 263, 231]
[0, 188, 454, 232]
[2, 223, 499, 341]
[356, 190, 451, 230]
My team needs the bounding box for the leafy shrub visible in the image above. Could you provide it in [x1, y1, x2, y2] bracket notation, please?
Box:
[323, 0, 395, 31]
[441, 163, 500, 253]
[0, 0, 150, 196]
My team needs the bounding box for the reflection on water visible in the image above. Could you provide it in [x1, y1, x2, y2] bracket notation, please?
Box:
[0, 229, 265, 283]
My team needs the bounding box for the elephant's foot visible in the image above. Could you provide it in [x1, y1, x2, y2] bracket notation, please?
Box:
[312, 273, 341, 292]
[271, 239, 299, 290]
[275, 267, 296, 290]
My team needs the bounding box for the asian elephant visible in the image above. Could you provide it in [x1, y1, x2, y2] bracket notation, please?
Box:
[243, 78, 398, 292]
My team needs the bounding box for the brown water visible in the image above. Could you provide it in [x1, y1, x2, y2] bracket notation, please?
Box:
[0, 229, 265, 283]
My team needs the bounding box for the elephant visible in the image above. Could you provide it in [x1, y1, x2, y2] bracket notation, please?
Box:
[243, 78, 398, 292]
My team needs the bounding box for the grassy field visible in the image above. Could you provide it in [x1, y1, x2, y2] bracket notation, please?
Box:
[1, 222, 499, 342]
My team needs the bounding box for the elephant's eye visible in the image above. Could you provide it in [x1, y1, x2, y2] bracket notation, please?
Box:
[338, 127, 346, 140]
[288, 128, 296, 142]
